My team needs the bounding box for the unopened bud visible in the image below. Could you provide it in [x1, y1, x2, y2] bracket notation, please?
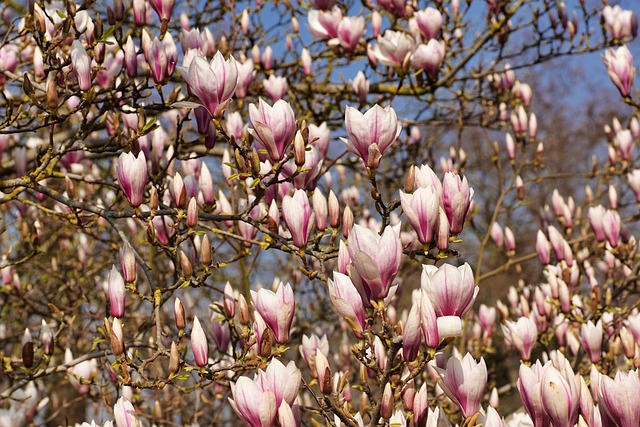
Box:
[187, 197, 198, 228]
[342, 206, 354, 238]
[404, 165, 415, 193]
[22, 328, 34, 368]
[201, 234, 212, 266]
[260, 327, 274, 357]
[402, 382, 415, 411]
[381, 383, 393, 419]
[175, 298, 186, 330]
[250, 148, 261, 177]
[179, 251, 192, 277]
[294, 131, 305, 167]
[238, 294, 250, 326]
[110, 318, 124, 357]
[64, 175, 75, 199]
[41, 320, 54, 356]
[169, 341, 180, 373]
[149, 186, 159, 210]
[46, 73, 59, 110]
[516, 175, 524, 200]
[328, 190, 340, 228]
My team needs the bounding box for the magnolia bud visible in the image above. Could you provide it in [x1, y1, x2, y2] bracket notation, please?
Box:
[110, 318, 124, 357]
[516, 175, 524, 200]
[238, 294, 250, 326]
[381, 383, 393, 419]
[187, 197, 198, 228]
[294, 131, 306, 167]
[169, 341, 180, 373]
[260, 327, 274, 358]
[328, 191, 340, 228]
[201, 234, 212, 266]
[46, 73, 59, 110]
[22, 328, 34, 368]
[179, 251, 192, 277]
[404, 165, 415, 193]
[175, 298, 186, 330]
[41, 320, 54, 356]
[342, 206, 354, 238]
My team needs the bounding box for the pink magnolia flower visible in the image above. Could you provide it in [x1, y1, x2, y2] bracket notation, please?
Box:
[580, 320, 603, 363]
[308, 122, 330, 159]
[377, 0, 405, 16]
[540, 362, 580, 427]
[517, 361, 550, 427]
[263, 74, 288, 102]
[442, 172, 473, 234]
[536, 230, 551, 264]
[108, 266, 126, 318]
[235, 58, 256, 99]
[628, 169, 640, 202]
[328, 272, 367, 334]
[332, 16, 365, 51]
[599, 369, 640, 427]
[400, 185, 439, 244]
[251, 282, 295, 343]
[421, 263, 478, 317]
[420, 289, 462, 348]
[123, 36, 137, 78]
[371, 30, 416, 68]
[410, 40, 446, 76]
[347, 224, 401, 301]
[308, 8, 342, 40]
[229, 376, 277, 427]
[117, 151, 147, 207]
[414, 7, 443, 40]
[70, 41, 92, 91]
[299, 333, 329, 372]
[281, 189, 314, 248]
[191, 316, 209, 367]
[147, 34, 177, 84]
[178, 51, 238, 118]
[113, 397, 139, 427]
[352, 71, 370, 103]
[436, 352, 487, 417]
[148, 0, 175, 22]
[256, 359, 301, 408]
[602, 45, 635, 97]
[501, 317, 538, 361]
[249, 98, 296, 162]
[342, 104, 401, 168]
[402, 301, 422, 361]
[602, 5, 637, 40]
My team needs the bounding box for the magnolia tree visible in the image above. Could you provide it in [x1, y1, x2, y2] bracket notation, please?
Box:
[0, 0, 639, 425]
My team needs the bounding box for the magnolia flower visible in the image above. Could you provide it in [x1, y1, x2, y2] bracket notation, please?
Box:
[178, 51, 238, 117]
[410, 40, 446, 76]
[116, 151, 147, 207]
[602, 45, 635, 97]
[70, 41, 92, 91]
[342, 104, 402, 168]
[251, 282, 295, 343]
[281, 189, 314, 248]
[347, 224, 402, 301]
[437, 353, 487, 417]
[502, 317, 538, 361]
[249, 98, 296, 162]
[421, 263, 478, 317]
[400, 185, 439, 244]
[371, 30, 416, 68]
